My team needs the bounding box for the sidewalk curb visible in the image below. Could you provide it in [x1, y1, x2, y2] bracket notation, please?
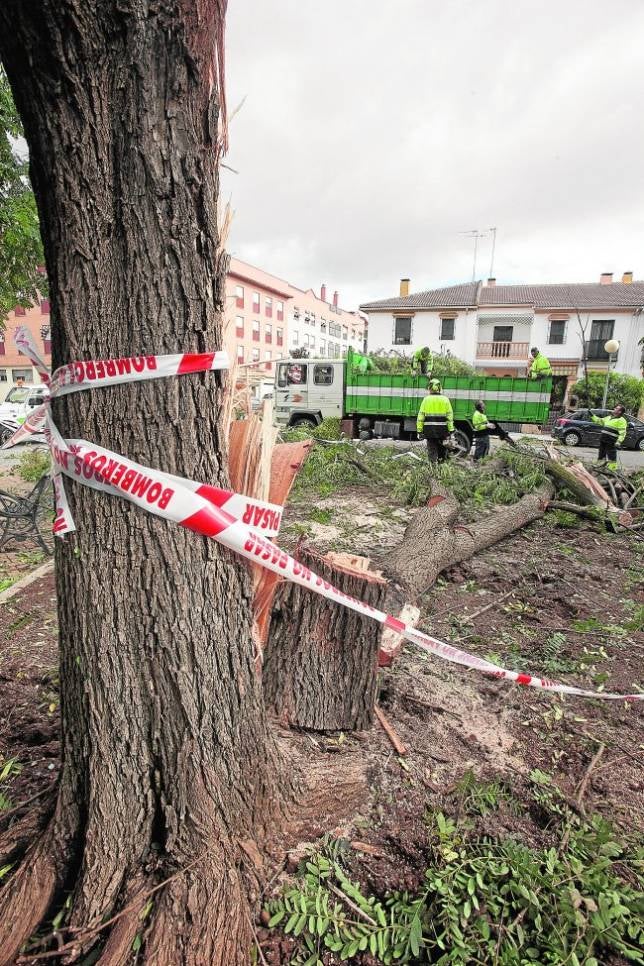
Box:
[0, 558, 54, 604]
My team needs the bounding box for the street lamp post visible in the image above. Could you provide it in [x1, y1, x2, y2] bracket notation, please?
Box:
[601, 339, 620, 409]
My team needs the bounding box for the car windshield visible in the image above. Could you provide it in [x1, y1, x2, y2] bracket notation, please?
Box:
[5, 387, 30, 403]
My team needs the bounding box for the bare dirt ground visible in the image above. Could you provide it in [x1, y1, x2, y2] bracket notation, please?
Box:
[0, 469, 642, 963]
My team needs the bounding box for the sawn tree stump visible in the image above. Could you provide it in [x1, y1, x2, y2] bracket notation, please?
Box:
[263, 548, 387, 731]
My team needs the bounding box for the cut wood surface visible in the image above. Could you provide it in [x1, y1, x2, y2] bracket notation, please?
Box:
[263, 547, 387, 731]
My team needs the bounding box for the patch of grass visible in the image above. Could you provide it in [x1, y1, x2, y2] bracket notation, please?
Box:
[0, 575, 16, 593]
[307, 508, 333, 525]
[17, 449, 51, 483]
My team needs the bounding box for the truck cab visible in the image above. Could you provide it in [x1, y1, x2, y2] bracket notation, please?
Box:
[274, 359, 345, 429]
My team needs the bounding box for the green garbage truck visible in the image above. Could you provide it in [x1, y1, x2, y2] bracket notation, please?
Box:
[274, 349, 552, 450]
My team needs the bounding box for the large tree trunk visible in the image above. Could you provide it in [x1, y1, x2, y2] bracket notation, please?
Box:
[0, 4, 292, 964]
[263, 549, 387, 730]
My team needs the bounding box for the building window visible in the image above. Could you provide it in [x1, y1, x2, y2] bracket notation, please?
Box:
[293, 306, 300, 319]
[548, 320, 567, 345]
[0, 369, 7, 381]
[303, 333, 310, 346]
[235, 284, 244, 308]
[251, 348, 260, 362]
[252, 320, 260, 341]
[253, 291, 260, 311]
[265, 297, 272, 318]
[394, 317, 412, 345]
[319, 339, 326, 356]
[235, 315, 244, 337]
[440, 318, 455, 340]
[237, 345, 245, 363]
[14, 305, 26, 317]
[265, 323, 272, 343]
[12, 368, 33, 382]
[0, 334, 4, 357]
[310, 335, 315, 349]
[276, 327, 283, 346]
[587, 320, 615, 360]
[40, 299, 50, 314]
[292, 330, 299, 346]
[320, 320, 326, 332]
[264, 350, 272, 370]
[276, 300, 284, 321]
[493, 325, 513, 342]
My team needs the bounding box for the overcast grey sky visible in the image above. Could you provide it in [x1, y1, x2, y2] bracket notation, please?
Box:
[222, 0, 644, 310]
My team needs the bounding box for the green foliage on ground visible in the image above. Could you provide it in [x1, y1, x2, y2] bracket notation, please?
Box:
[569, 372, 644, 415]
[0, 67, 46, 323]
[288, 442, 546, 518]
[17, 448, 50, 482]
[265, 776, 644, 965]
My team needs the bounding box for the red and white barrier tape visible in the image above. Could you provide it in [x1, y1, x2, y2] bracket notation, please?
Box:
[4, 327, 642, 703]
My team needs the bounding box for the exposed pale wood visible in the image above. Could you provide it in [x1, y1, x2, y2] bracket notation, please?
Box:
[374, 707, 408, 756]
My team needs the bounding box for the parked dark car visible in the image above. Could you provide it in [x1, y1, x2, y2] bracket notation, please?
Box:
[553, 409, 644, 451]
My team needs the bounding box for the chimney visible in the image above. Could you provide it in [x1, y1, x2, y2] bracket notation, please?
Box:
[487, 277, 496, 287]
[622, 271, 633, 284]
[399, 278, 410, 297]
[600, 272, 613, 285]
[321, 283, 327, 302]
[333, 291, 339, 307]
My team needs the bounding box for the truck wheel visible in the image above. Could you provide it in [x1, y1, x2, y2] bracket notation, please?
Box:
[451, 429, 471, 458]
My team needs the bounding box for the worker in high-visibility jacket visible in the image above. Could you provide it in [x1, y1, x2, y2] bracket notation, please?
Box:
[591, 404, 628, 470]
[472, 401, 491, 461]
[412, 346, 433, 376]
[417, 378, 454, 462]
[352, 353, 375, 375]
[528, 347, 552, 380]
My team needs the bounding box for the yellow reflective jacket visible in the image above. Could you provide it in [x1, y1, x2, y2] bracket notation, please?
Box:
[472, 410, 489, 434]
[591, 413, 628, 446]
[529, 352, 552, 379]
[417, 394, 454, 434]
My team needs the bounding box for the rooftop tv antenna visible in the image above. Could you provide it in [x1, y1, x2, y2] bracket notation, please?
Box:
[459, 229, 488, 282]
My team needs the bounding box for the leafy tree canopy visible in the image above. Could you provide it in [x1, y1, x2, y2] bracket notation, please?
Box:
[569, 371, 643, 414]
[0, 66, 45, 324]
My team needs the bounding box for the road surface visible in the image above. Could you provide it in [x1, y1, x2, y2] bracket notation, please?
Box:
[1, 438, 643, 474]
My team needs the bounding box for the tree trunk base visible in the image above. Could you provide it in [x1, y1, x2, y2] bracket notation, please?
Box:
[263, 549, 388, 732]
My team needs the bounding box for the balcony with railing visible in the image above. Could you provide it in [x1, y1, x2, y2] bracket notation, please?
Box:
[476, 341, 529, 360]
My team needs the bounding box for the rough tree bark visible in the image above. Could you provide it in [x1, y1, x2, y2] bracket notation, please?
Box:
[0, 3, 293, 964]
[381, 485, 554, 600]
[263, 549, 387, 730]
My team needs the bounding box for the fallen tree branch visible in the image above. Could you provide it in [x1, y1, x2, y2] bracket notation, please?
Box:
[374, 706, 408, 756]
[575, 743, 606, 814]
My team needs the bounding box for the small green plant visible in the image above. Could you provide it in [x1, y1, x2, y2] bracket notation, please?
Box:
[0, 575, 16, 593]
[454, 769, 515, 816]
[17, 448, 51, 482]
[0, 757, 22, 812]
[267, 809, 644, 965]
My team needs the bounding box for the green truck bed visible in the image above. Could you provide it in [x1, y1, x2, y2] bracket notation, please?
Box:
[345, 351, 552, 425]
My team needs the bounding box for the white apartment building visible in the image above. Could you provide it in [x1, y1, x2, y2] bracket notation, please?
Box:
[361, 272, 644, 398]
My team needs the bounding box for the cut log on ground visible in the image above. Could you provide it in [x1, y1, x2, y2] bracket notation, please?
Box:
[263, 549, 388, 731]
[381, 484, 554, 599]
